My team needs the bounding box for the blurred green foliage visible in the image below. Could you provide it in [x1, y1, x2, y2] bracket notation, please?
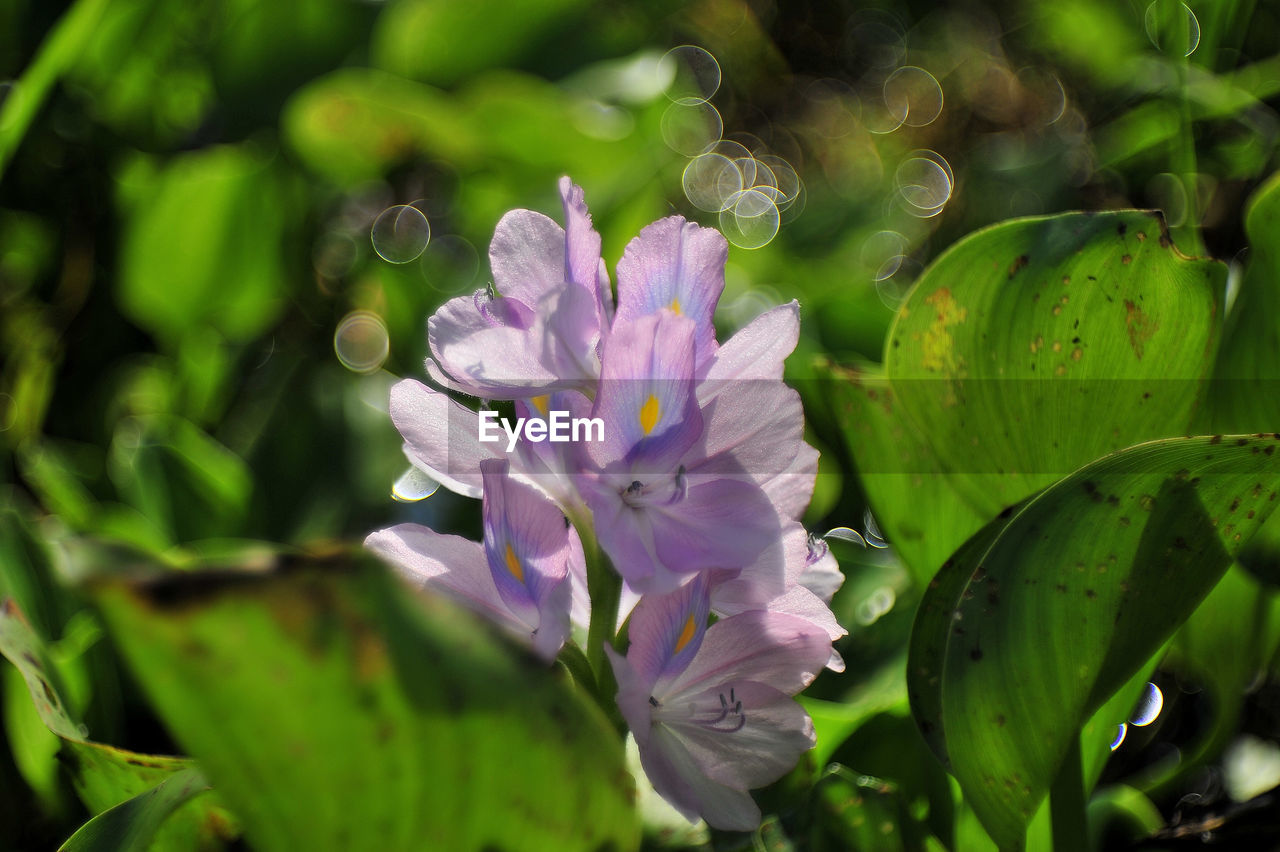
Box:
[2, 0, 1280, 848]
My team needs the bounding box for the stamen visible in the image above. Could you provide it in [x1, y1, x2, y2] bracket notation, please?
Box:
[649, 696, 660, 707]
[622, 471, 689, 508]
[691, 687, 747, 733]
[667, 466, 688, 505]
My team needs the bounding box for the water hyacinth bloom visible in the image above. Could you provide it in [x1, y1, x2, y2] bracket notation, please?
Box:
[368, 176, 845, 831]
[613, 215, 727, 371]
[427, 178, 612, 400]
[580, 309, 788, 595]
[365, 459, 578, 661]
[608, 577, 832, 830]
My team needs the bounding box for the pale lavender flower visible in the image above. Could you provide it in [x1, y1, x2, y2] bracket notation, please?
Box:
[709, 523, 847, 672]
[614, 217, 727, 371]
[365, 459, 578, 661]
[579, 310, 788, 595]
[427, 178, 611, 400]
[608, 576, 832, 830]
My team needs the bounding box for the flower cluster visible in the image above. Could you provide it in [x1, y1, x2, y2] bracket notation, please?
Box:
[366, 178, 845, 831]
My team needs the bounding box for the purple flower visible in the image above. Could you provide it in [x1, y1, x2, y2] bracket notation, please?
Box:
[608, 577, 832, 830]
[368, 176, 848, 833]
[365, 459, 578, 661]
[427, 178, 611, 400]
[709, 523, 847, 672]
[579, 310, 788, 595]
[614, 217, 727, 371]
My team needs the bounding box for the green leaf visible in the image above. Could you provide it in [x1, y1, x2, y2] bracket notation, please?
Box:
[58, 767, 211, 852]
[1203, 171, 1280, 584]
[822, 362, 989, 586]
[907, 434, 1280, 848]
[116, 144, 290, 345]
[106, 415, 252, 545]
[885, 211, 1223, 520]
[0, 0, 112, 177]
[90, 549, 639, 852]
[0, 598, 87, 742]
[283, 68, 479, 184]
[371, 0, 591, 87]
[1085, 784, 1164, 850]
[839, 211, 1224, 585]
[0, 598, 238, 849]
[801, 657, 907, 770]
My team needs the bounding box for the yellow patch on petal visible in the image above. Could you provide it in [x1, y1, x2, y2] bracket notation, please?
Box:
[504, 543, 524, 583]
[531, 395, 550, 416]
[639, 394, 661, 436]
[669, 297, 682, 315]
[674, 614, 697, 654]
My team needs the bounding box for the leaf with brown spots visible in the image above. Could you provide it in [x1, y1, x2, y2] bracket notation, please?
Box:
[907, 435, 1280, 848]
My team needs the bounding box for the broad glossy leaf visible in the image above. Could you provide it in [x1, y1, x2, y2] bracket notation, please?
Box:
[59, 768, 210, 852]
[907, 435, 1280, 847]
[839, 211, 1224, 585]
[885, 210, 1223, 521]
[823, 362, 990, 585]
[908, 498, 1031, 767]
[1203, 172, 1280, 584]
[90, 549, 638, 852]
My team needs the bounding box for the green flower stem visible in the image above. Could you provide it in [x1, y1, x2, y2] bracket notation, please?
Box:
[556, 642, 595, 693]
[1049, 735, 1089, 852]
[568, 508, 625, 734]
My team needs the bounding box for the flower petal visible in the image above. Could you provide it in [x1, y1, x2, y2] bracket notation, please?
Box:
[558, 177, 611, 324]
[661, 611, 831, 700]
[641, 724, 763, 831]
[390, 379, 501, 499]
[489, 208, 565, 304]
[624, 575, 712, 685]
[586, 474, 783, 595]
[480, 459, 574, 659]
[660, 680, 816, 789]
[710, 522, 808, 612]
[704, 523, 850, 672]
[615, 216, 726, 368]
[364, 524, 521, 635]
[589, 310, 701, 472]
[761, 441, 818, 522]
[686, 381, 804, 485]
[426, 291, 568, 398]
[699, 300, 800, 387]
[797, 535, 845, 603]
